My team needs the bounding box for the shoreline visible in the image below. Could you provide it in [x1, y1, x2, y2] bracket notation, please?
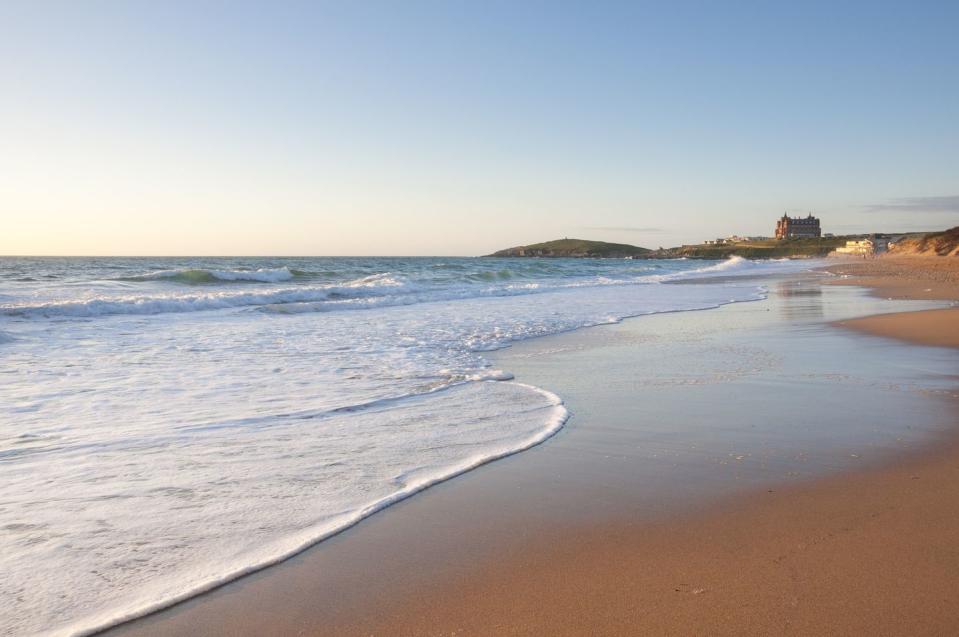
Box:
[93, 283, 777, 637]
[7, 258, 798, 637]
[821, 255, 959, 301]
[109, 260, 959, 634]
[80, 280, 779, 637]
[821, 255, 959, 348]
[837, 308, 959, 349]
[346, 259, 959, 636]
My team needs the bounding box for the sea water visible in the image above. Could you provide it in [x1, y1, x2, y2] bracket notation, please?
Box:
[0, 255, 814, 636]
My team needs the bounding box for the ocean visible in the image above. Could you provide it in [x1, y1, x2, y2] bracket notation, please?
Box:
[0, 255, 815, 636]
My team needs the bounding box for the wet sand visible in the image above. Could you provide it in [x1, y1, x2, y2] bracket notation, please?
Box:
[839, 308, 959, 349]
[352, 269, 959, 637]
[825, 255, 959, 349]
[109, 265, 959, 637]
[824, 255, 959, 301]
[358, 439, 959, 636]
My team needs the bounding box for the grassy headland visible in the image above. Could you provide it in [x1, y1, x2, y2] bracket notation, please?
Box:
[488, 238, 652, 258]
[487, 237, 845, 259]
[487, 227, 958, 260]
[655, 236, 847, 259]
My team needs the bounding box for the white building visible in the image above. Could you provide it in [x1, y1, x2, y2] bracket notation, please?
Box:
[835, 239, 875, 256]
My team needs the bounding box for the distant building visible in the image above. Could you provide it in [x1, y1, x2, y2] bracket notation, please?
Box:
[775, 213, 822, 239]
[835, 239, 874, 256]
[703, 235, 758, 245]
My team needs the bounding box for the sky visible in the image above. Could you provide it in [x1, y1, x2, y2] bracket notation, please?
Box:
[1, 1, 957, 256]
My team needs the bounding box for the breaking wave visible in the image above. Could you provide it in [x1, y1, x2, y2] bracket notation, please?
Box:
[1, 257, 816, 319]
[119, 267, 299, 284]
[1, 274, 414, 318]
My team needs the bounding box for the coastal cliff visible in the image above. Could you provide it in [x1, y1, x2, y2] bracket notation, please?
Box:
[888, 227, 959, 257]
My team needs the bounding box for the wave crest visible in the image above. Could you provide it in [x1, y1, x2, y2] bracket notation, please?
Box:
[1, 274, 419, 318]
[2, 258, 818, 319]
[121, 267, 297, 284]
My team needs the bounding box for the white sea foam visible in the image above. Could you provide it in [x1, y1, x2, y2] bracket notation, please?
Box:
[657, 255, 809, 281]
[692, 254, 752, 273]
[45, 381, 567, 637]
[0, 256, 811, 636]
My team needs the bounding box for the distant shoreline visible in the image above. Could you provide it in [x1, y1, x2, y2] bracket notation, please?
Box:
[488, 226, 958, 260]
[488, 236, 847, 259]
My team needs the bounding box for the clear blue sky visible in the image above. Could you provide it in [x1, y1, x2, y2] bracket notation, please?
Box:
[2, 1, 957, 255]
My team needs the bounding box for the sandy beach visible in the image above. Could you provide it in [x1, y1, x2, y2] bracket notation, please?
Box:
[105, 256, 959, 637]
[4, 5, 956, 634]
[826, 256, 959, 349]
[839, 308, 959, 348]
[349, 258, 959, 637]
[824, 255, 959, 301]
[356, 443, 959, 636]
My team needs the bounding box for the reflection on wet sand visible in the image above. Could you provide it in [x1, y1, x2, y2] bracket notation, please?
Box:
[776, 278, 824, 320]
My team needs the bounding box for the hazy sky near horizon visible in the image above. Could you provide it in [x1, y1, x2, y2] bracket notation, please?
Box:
[2, 1, 958, 256]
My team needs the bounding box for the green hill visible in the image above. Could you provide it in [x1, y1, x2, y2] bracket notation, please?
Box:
[487, 238, 652, 259]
